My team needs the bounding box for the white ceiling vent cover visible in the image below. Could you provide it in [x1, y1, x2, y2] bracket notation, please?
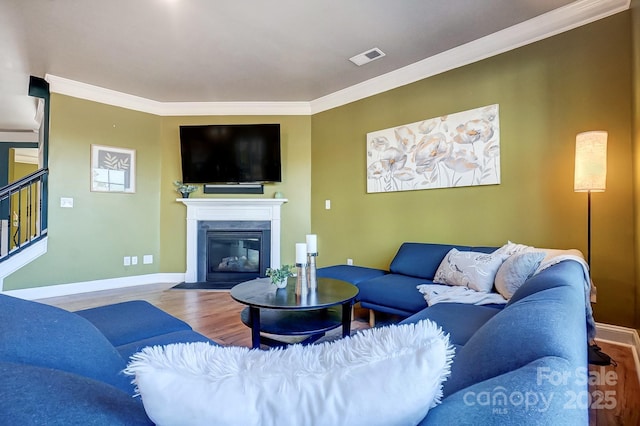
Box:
[349, 48, 386, 66]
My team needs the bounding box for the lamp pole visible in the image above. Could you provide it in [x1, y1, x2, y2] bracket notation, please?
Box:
[587, 190, 591, 266]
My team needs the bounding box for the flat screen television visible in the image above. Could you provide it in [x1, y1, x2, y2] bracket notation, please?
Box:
[179, 123, 281, 184]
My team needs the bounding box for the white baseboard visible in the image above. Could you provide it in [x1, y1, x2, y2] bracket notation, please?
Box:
[2, 272, 185, 300]
[596, 322, 640, 348]
[595, 322, 640, 386]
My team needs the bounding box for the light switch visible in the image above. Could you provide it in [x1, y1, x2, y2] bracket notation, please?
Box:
[60, 197, 74, 208]
[325, 200, 331, 210]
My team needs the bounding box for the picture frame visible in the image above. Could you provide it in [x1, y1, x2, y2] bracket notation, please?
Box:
[90, 144, 136, 193]
[366, 104, 500, 193]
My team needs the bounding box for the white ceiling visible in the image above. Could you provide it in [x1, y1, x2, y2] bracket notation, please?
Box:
[0, 0, 630, 130]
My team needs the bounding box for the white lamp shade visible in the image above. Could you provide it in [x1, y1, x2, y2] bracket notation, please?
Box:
[574, 131, 607, 192]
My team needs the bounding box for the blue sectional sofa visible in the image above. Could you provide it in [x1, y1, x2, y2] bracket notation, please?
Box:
[0, 294, 214, 425]
[319, 242, 593, 424]
[319, 243, 499, 323]
[0, 241, 592, 424]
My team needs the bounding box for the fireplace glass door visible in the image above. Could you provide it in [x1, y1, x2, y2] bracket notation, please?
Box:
[206, 231, 265, 283]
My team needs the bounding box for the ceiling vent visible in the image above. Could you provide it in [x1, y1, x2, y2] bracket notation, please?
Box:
[349, 47, 386, 66]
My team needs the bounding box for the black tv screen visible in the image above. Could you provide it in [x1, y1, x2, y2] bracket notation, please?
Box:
[179, 124, 281, 184]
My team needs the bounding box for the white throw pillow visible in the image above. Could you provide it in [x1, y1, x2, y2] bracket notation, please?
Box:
[494, 251, 546, 299]
[125, 320, 453, 426]
[493, 240, 532, 257]
[433, 249, 508, 292]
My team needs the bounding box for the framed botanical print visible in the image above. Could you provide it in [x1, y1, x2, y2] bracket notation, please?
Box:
[90, 144, 136, 193]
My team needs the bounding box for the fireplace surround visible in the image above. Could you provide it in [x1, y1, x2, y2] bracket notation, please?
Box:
[199, 221, 271, 285]
[179, 198, 287, 285]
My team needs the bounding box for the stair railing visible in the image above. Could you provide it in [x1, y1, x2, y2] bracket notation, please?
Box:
[0, 168, 49, 261]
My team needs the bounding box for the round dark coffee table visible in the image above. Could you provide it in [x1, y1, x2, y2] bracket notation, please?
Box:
[230, 277, 359, 349]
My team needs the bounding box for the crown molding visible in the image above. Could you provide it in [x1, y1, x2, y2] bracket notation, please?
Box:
[45, 74, 164, 114]
[0, 130, 39, 143]
[13, 147, 39, 164]
[156, 101, 312, 116]
[310, 0, 630, 113]
[45, 74, 311, 116]
[46, 0, 629, 117]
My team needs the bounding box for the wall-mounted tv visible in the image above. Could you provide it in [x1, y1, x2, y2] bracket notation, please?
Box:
[179, 123, 281, 184]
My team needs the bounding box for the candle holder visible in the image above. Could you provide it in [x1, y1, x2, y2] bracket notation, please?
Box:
[307, 253, 318, 291]
[295, 263, 308, 297]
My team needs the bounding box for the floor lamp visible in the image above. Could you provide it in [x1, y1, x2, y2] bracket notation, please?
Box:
[574, 131, 607, 266]
[574, 131, 612, 363]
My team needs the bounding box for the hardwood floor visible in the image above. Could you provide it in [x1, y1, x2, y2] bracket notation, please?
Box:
[38, 283, 639, 425]
[588, 340, 640, 426]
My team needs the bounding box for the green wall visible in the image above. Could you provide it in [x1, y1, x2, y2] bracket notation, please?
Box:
[311, 13, 637, 328]
[3, 96, 312, 289]
[158, 115, 311, 271]
[5, 95, 163, 288]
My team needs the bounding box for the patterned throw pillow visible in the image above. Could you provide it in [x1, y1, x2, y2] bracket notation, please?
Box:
[494, 251, 546, 299]
[433, 248, 508, 293]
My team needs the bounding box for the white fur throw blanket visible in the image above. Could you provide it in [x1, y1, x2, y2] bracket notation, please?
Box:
[125, 320, 453, 426]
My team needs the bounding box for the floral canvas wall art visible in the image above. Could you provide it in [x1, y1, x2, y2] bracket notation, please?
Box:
[366, 104, 500, 193]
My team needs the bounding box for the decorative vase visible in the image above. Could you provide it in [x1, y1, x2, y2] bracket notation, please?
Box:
[180, 192, 190, 199]
[274, 278, 287, 289]
[295, 263, 308, 297]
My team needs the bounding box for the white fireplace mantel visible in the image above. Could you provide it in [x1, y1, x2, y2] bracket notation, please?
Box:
[179, 198, 288, 283]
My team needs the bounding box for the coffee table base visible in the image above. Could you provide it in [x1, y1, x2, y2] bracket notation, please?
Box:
[240, 305, 351, 348]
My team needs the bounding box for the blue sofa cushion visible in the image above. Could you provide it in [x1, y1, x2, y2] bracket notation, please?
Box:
[359, 302, 420, 317]
[116, 329, 216, 361]
[75, 300, 194, 347]
[0, 361, 152, 425]
[508, 260, 596, 340]
[358, 274, 430, 314]
[317, 265, 387, 285]
[442, 280, 587, 397]
[508, 260, 583, 306]
[422, 357, 587, 425]
[400, 303, 502, 346]
[0, 294, 132, 393]
[389, 243, 496, 280]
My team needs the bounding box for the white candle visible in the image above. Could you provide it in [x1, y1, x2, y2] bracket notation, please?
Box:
[296, 243, 307, 264]
[306, 234, 317, 253]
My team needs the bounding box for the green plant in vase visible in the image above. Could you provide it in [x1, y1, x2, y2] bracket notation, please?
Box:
[174, 181, 198, 198]
[266, 264, 294, 289]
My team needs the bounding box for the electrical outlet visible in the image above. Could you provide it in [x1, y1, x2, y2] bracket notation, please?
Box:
[123, 256, 131, 266]
[347, 258, 353, 265]
[131, 256, 138, 265]
[325, 200, 331, 210]
[143, 254, 153, 264]
[60, 197, 74, 208]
